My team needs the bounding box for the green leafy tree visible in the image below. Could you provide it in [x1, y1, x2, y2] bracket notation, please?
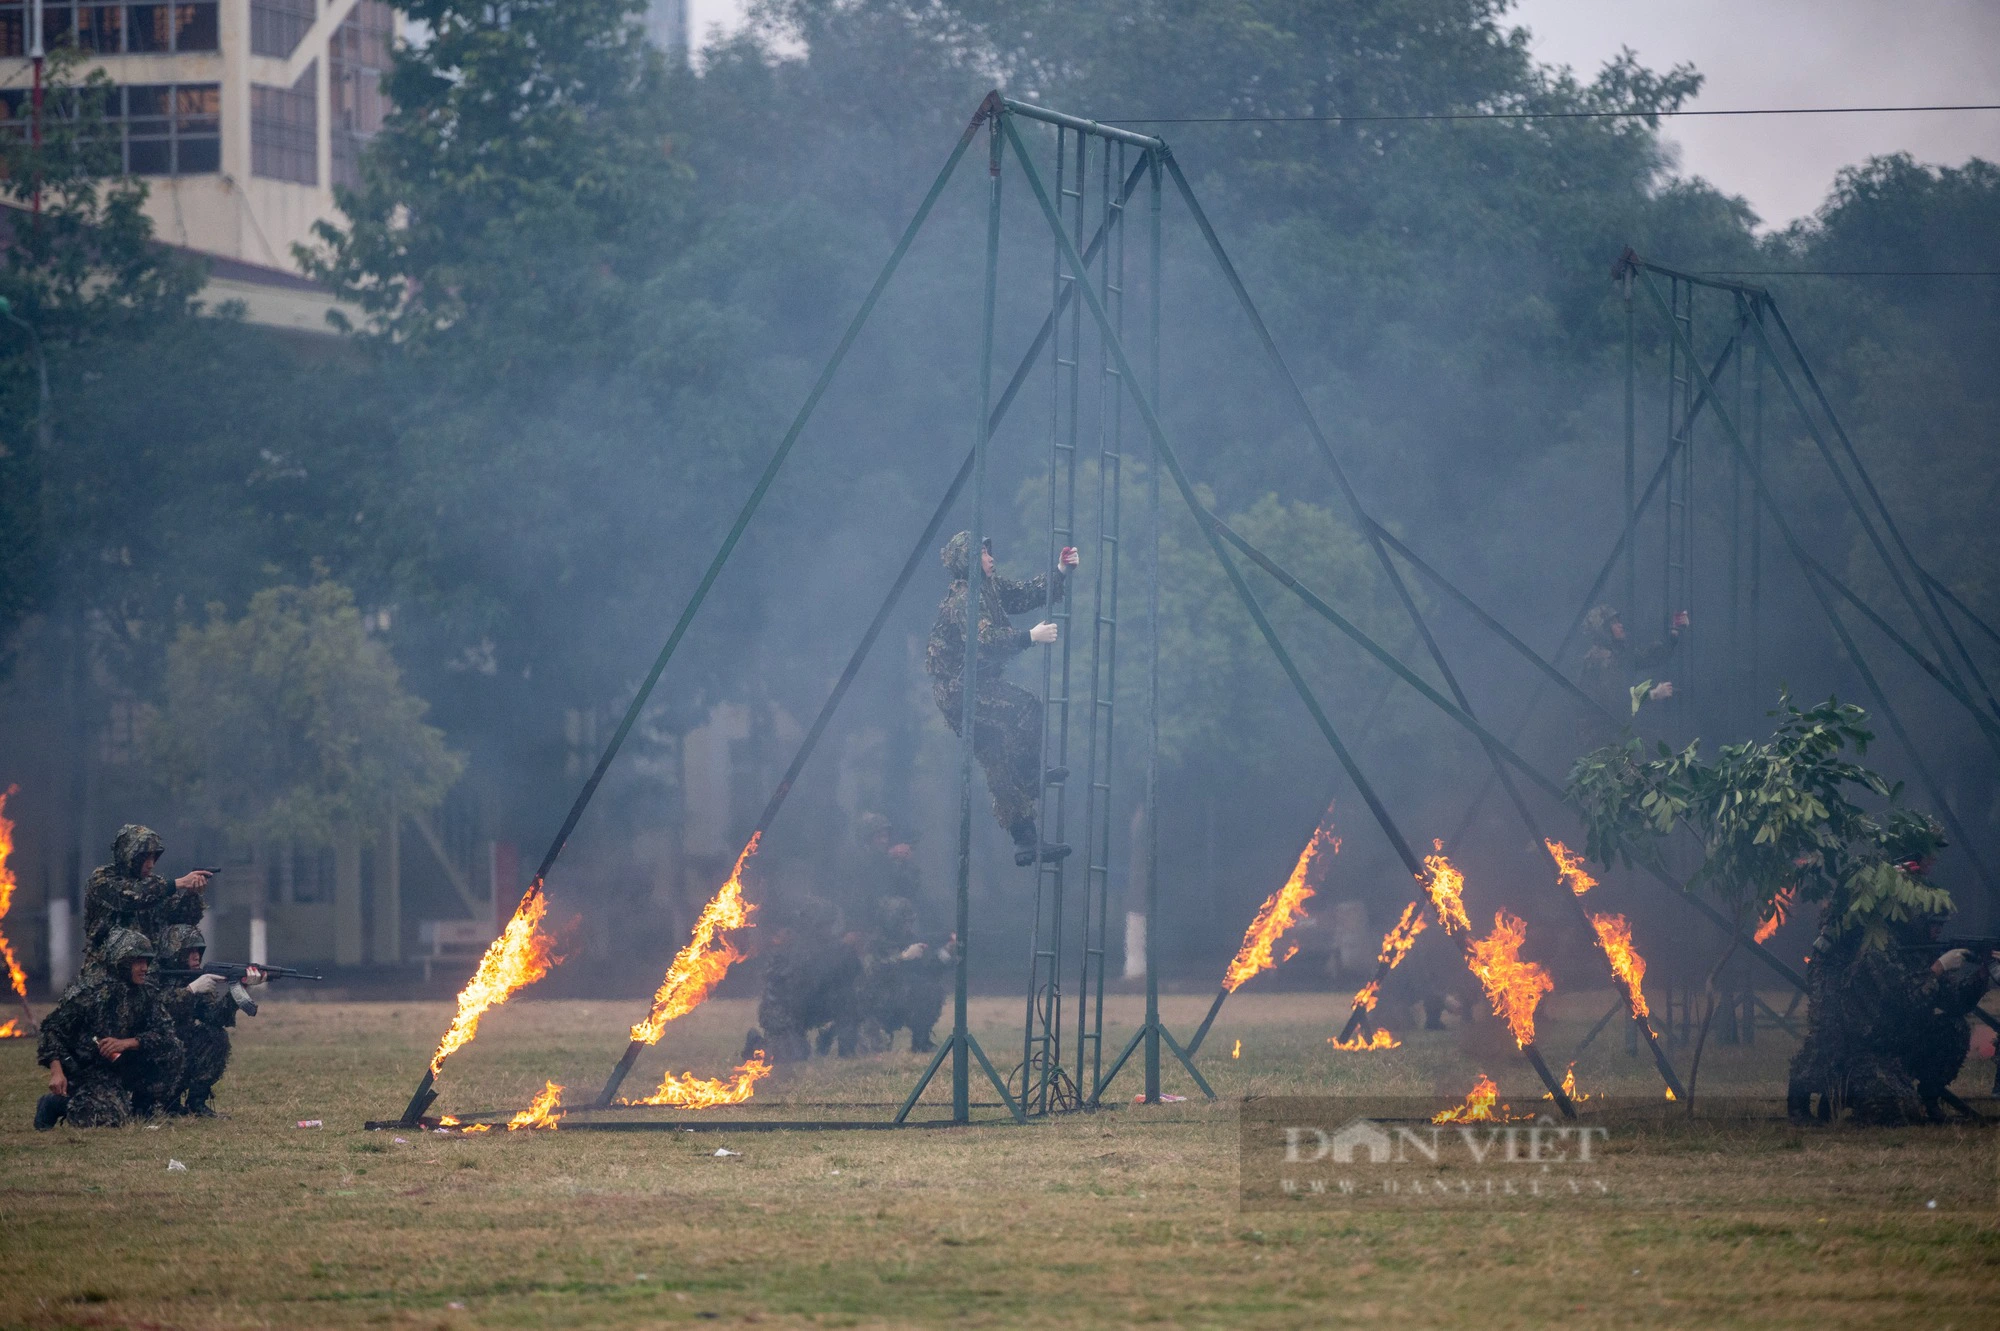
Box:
[148, 580, 463, 850]
[1567, 694, 1952, 951]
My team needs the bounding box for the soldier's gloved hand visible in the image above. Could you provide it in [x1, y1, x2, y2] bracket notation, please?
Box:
[187, 973, 227, 995]
[899, 943, 928, 961]
[1932, 948, 1973, 975]
[1671, 609, 1690, 632]
[240, 966, 268, 987]
[1058, 546, 1080, 575]
[1029, 621, 1059, 645]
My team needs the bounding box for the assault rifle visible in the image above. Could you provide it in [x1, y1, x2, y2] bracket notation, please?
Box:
[155, 962, 322, 1016]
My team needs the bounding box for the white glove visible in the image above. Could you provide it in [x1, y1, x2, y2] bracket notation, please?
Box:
[240, 966, 268, 987]
[1029, 621, 1059, 645]
[1934, 948, 1972, 974]
[186, 973, 226, 995]
[899, 943, 928, 961]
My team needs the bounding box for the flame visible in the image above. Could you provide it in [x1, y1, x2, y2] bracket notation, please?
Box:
[1753, 886, 1796, 945]
[1352, 979, 1381, 1012]
[1231, 1039, 1241, 1059]
[630, 833, 760, 1044]
[1221, 816, 1334, 992]
[1589, 912, 1651, 1018]
[1465, 911, 1554, 1048]
[506, 1081, 563, 1131]
[1545, 1063, 1592, 1104]
[0, 1018, 21, 1038]
[1665, 1087, 1677, 1102]
[427, 889, 560, 1076]
[1544, 838, 1598, 896]
[0, 788, 27, 999]
[1329, 1028, 1401, 1051]
[1377, 901, 1428, 969]
[1432, 1074, 1516, 1123]
[625, 1055, 772, 1109]
[1420, 841, 1470, 935]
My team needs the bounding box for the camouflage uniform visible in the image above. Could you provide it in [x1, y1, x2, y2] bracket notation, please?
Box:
[856, 812, 923, 909]
[36, 929, 184, 1128]
[860, 896, 951, 1053]
[740, 897, 864, 1063]
[925, 532, 1065, 850]
[157, 924, 239, 1115]
[79, 825, 204, 982]
[1575, 606, 1683, 749]
[1786, 913, 1988, 1124]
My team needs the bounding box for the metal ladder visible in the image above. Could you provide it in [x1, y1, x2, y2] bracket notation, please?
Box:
[1073, 138, 1128, 1101]
[1661, 277, 1696, 724]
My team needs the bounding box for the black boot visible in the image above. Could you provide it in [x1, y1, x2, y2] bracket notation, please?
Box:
[184, 1088, 216, 1119]
[34, 1092, 68, 1131]
[1043, 766, 1070, 786]
[1014, 842, 1073, 867]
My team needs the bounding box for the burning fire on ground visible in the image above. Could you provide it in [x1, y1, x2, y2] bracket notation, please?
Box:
[1432, 1074, 1518, 1123]
[1222, 814, 1335, 992]
[1754, 886, 1797, 945]
[1545, 1063, 1592, 1105]
[0, 1018, 21, 1039]
[1329, 1028, 1400, 1052]
[1589, 913, 1651, 1018]
[1420, 841, 1470, 935]
[0, 788, 29, 1004]
[428, 890, 560, 1076]
[1465, 911, 1553, 1048]
[624, 1054, 771, 1109]
[630, 833, 760, 1044]
[1544, 838, 1598, 896]
[1231, 1040, 1241, 1059]
[507, 1081, 563, 1130]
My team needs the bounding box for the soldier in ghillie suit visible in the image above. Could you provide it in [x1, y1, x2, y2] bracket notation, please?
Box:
[79, 825, 211, 981]
[1786, 822, 1992, 1124]
[926, 531, 1079, 867]
[156, 924, 263, 1117]
[861, 896, 952, 1053]
[34, 929, 184, 1129]
[740, 896, 864, 1064]
[1575, 606, 1688, 747]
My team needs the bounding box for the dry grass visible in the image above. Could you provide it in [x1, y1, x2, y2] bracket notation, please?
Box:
[1, 990, 1994, 1329]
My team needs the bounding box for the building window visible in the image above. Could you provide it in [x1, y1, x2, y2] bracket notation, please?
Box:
[5, 2, 220, 55]
[250, 0, 314, 58]
[328, 0, 390, 190]
[0, 82, 218, 175]
[252, 61, 317, 185]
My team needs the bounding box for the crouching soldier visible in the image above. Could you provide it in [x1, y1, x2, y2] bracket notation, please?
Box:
[157, 924, 265, 1117]
[863, 897, 952, 1053]
[35, 929, 184, 1129]
[741, 897, 864, 1063]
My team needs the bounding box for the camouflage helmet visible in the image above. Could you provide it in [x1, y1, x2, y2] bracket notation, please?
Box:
[102, 927, 156, 972]
[111, 824, 165, 877]
[1882, 810, 1948, 872]
[161, 923, 207, 964]
[1583, 605, 1622, 646]
[940, 531, 991, 580]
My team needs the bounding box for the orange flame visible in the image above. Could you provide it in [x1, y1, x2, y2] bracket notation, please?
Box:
[1329, 1028, 1401, 1051]
[630, 833, 760, 1044]
[1753, 886, 1796, 945]
[1544, 838, 1598, 896]
[1376, 901, 1428, 969]
[0, 1018, 21, 1039]
[1465, 911, 1554, 1048]
[1352, 979, 1381, 1012]
[1545, 1063, 1591, 1104]
[1589, 912, 1651, 1018]
[0, 788, 28, 999]
[625, 1055, 772, 1109]
[506, 1080, 563, 1131]
[1432, 1074, 1516, 1123]
[428, 889, 560, 1076]
[1221, 817, 1334, 992]
[1420, 841, 1470, 935]
[1231, 1039, 1241, 1059]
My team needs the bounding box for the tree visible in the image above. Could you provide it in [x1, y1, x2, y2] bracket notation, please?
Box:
[1566, 694, 1953, 952]
[148, 580, 462, 851]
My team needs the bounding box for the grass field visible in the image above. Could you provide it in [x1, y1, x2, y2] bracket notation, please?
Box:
[2, 990, 1995, 1329]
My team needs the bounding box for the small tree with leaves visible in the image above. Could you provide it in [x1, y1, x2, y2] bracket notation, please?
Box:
[148, 580, 463, 852]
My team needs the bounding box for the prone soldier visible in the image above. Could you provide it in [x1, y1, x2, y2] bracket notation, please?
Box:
[35, 929, 184, 1129]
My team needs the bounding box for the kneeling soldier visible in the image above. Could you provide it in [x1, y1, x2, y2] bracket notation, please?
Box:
[35, 929, 184, 1129]
[158, 924, 263, 1117]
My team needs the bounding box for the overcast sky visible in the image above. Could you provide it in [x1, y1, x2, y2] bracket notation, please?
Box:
[683, 0, 2000, 231]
